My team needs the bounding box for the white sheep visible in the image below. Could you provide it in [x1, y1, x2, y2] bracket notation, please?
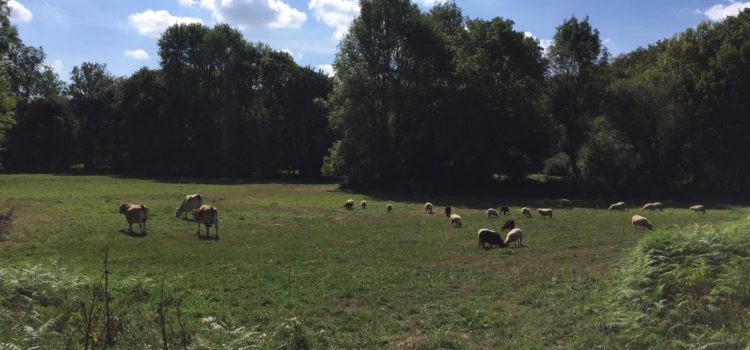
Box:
[425, 202, 434, 214]
[608, 202, 626, 211]
[487, 208, 499, 218]
[450, 214, 462, 228]
[386, 204, 393, 212]
[690, 204, 706, 213]
[537, 208, 553, 219]
[504, 228, 523, 248]
[521, 207, 532, 218]
[642, 202, 658, 211]
[631, 215, 653, 230]
[361, 200, 367, 209]
[344, 199, 354, 210]
[642, 202, 664, 211]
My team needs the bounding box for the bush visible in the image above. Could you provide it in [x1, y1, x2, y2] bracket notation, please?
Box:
[542, 153, 573, 177]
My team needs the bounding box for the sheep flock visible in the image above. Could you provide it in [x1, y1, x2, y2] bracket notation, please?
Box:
[115, 193, 710, 248]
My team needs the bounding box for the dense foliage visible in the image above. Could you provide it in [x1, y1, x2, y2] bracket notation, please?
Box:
[594, 219, 750, 348]
[0, 0, 749, 194]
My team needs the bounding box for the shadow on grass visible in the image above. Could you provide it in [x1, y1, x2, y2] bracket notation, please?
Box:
[196, 234, 219, 241]
[119, 229, 147, 238]
[40, 171, 743, 210]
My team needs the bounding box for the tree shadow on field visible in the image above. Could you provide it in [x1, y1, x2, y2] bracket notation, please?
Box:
[106, 174, 337, 186]
[119, 229, 147, 238]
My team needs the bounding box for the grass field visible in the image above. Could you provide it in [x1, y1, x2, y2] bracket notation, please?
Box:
[0, 174, 747, 349]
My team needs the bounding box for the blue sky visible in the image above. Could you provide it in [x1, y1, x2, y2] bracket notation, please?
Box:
[7, 0, 750, 79]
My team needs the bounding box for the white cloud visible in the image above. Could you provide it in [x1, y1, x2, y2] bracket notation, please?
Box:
[281, 48, 303, 61]
[199, 0, 306, 29]
[8, 0, 32, 23]
[124, 49, 150, 60]
[418, 0, 448, 7]
[48, 59, 64, 76]
[128, 9, 203, 38]
[524, 32, 553, 52]
[178, 0, 197, 6]
[704, 1, 750, 21]
[308, 0, 359, 39]
[316, 64, 334, 77]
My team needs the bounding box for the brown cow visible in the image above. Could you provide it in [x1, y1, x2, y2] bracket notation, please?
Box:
[193, 204, 219, 239]
[119, 203, 148, 234]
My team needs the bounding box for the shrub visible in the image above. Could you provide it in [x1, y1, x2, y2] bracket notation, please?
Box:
[542, 152, 573, 177]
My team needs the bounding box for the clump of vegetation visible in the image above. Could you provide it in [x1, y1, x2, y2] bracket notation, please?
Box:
[0, 264, 88, 348]
[599, 220, 750, 348]
[542, 152, 573, 177]
[0, 208, 13, 241]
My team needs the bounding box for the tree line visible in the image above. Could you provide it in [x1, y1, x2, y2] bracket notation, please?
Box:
[1, 0, 749, 196]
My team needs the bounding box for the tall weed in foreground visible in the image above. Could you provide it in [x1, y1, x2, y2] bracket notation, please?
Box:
[602, 220, 750, 349]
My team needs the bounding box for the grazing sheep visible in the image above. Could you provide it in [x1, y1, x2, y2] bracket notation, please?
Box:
[501, 219, 515, 231]
[450, 214, 462, 228]
[521, 207, 532, 218]
[690, 204, 706, 213]
[425, 202, 434, 214]
[176, 194, 203, 219]
[642, 202, 658, 211]
[119, 203, 148, 234]
[653, 202, 664, 211]
[386, 204, 393, 212]
[444, 206, 452, 217]
[500, 207, 510, 215]
[537, 208, 553, 219]
[608, 202, 626, 211]
[193, 204, 219, 239]
[559, 199, 573, 208]
[477, 229, 505, 248]
[504, 228, 523, 248]
[487, 208, 499, 218]
[344, 199, 354, 210]
[361, 200, 367, 209]
[631, 215, 653, 230]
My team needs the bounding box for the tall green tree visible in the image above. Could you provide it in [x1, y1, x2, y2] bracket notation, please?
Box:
[0, 0, 18, 163]
[330, 0, 449, 186]
[547, 16, 608, 178]
[69, 62, 118, 169]
[112, 67, 165, 173]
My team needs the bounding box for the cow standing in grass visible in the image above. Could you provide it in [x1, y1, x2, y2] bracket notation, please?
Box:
[193, 205, 219, 240]
[176, 194, 203, 219]
[119, 203, 148, 235]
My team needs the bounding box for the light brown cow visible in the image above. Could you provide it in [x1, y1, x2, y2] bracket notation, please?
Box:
[176, 194, 203, 219]
[119, 203, 148, 234]
[193, 204, 219, 239]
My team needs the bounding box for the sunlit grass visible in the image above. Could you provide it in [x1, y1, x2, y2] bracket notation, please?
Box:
[0, 174, 746, 348]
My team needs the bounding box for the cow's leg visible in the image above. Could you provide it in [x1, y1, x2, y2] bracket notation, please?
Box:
[128, 222, 133, 233]
[196, 223, 200, 235]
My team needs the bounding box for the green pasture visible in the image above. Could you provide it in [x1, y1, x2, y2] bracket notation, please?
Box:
[0, 174, 746, 349]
